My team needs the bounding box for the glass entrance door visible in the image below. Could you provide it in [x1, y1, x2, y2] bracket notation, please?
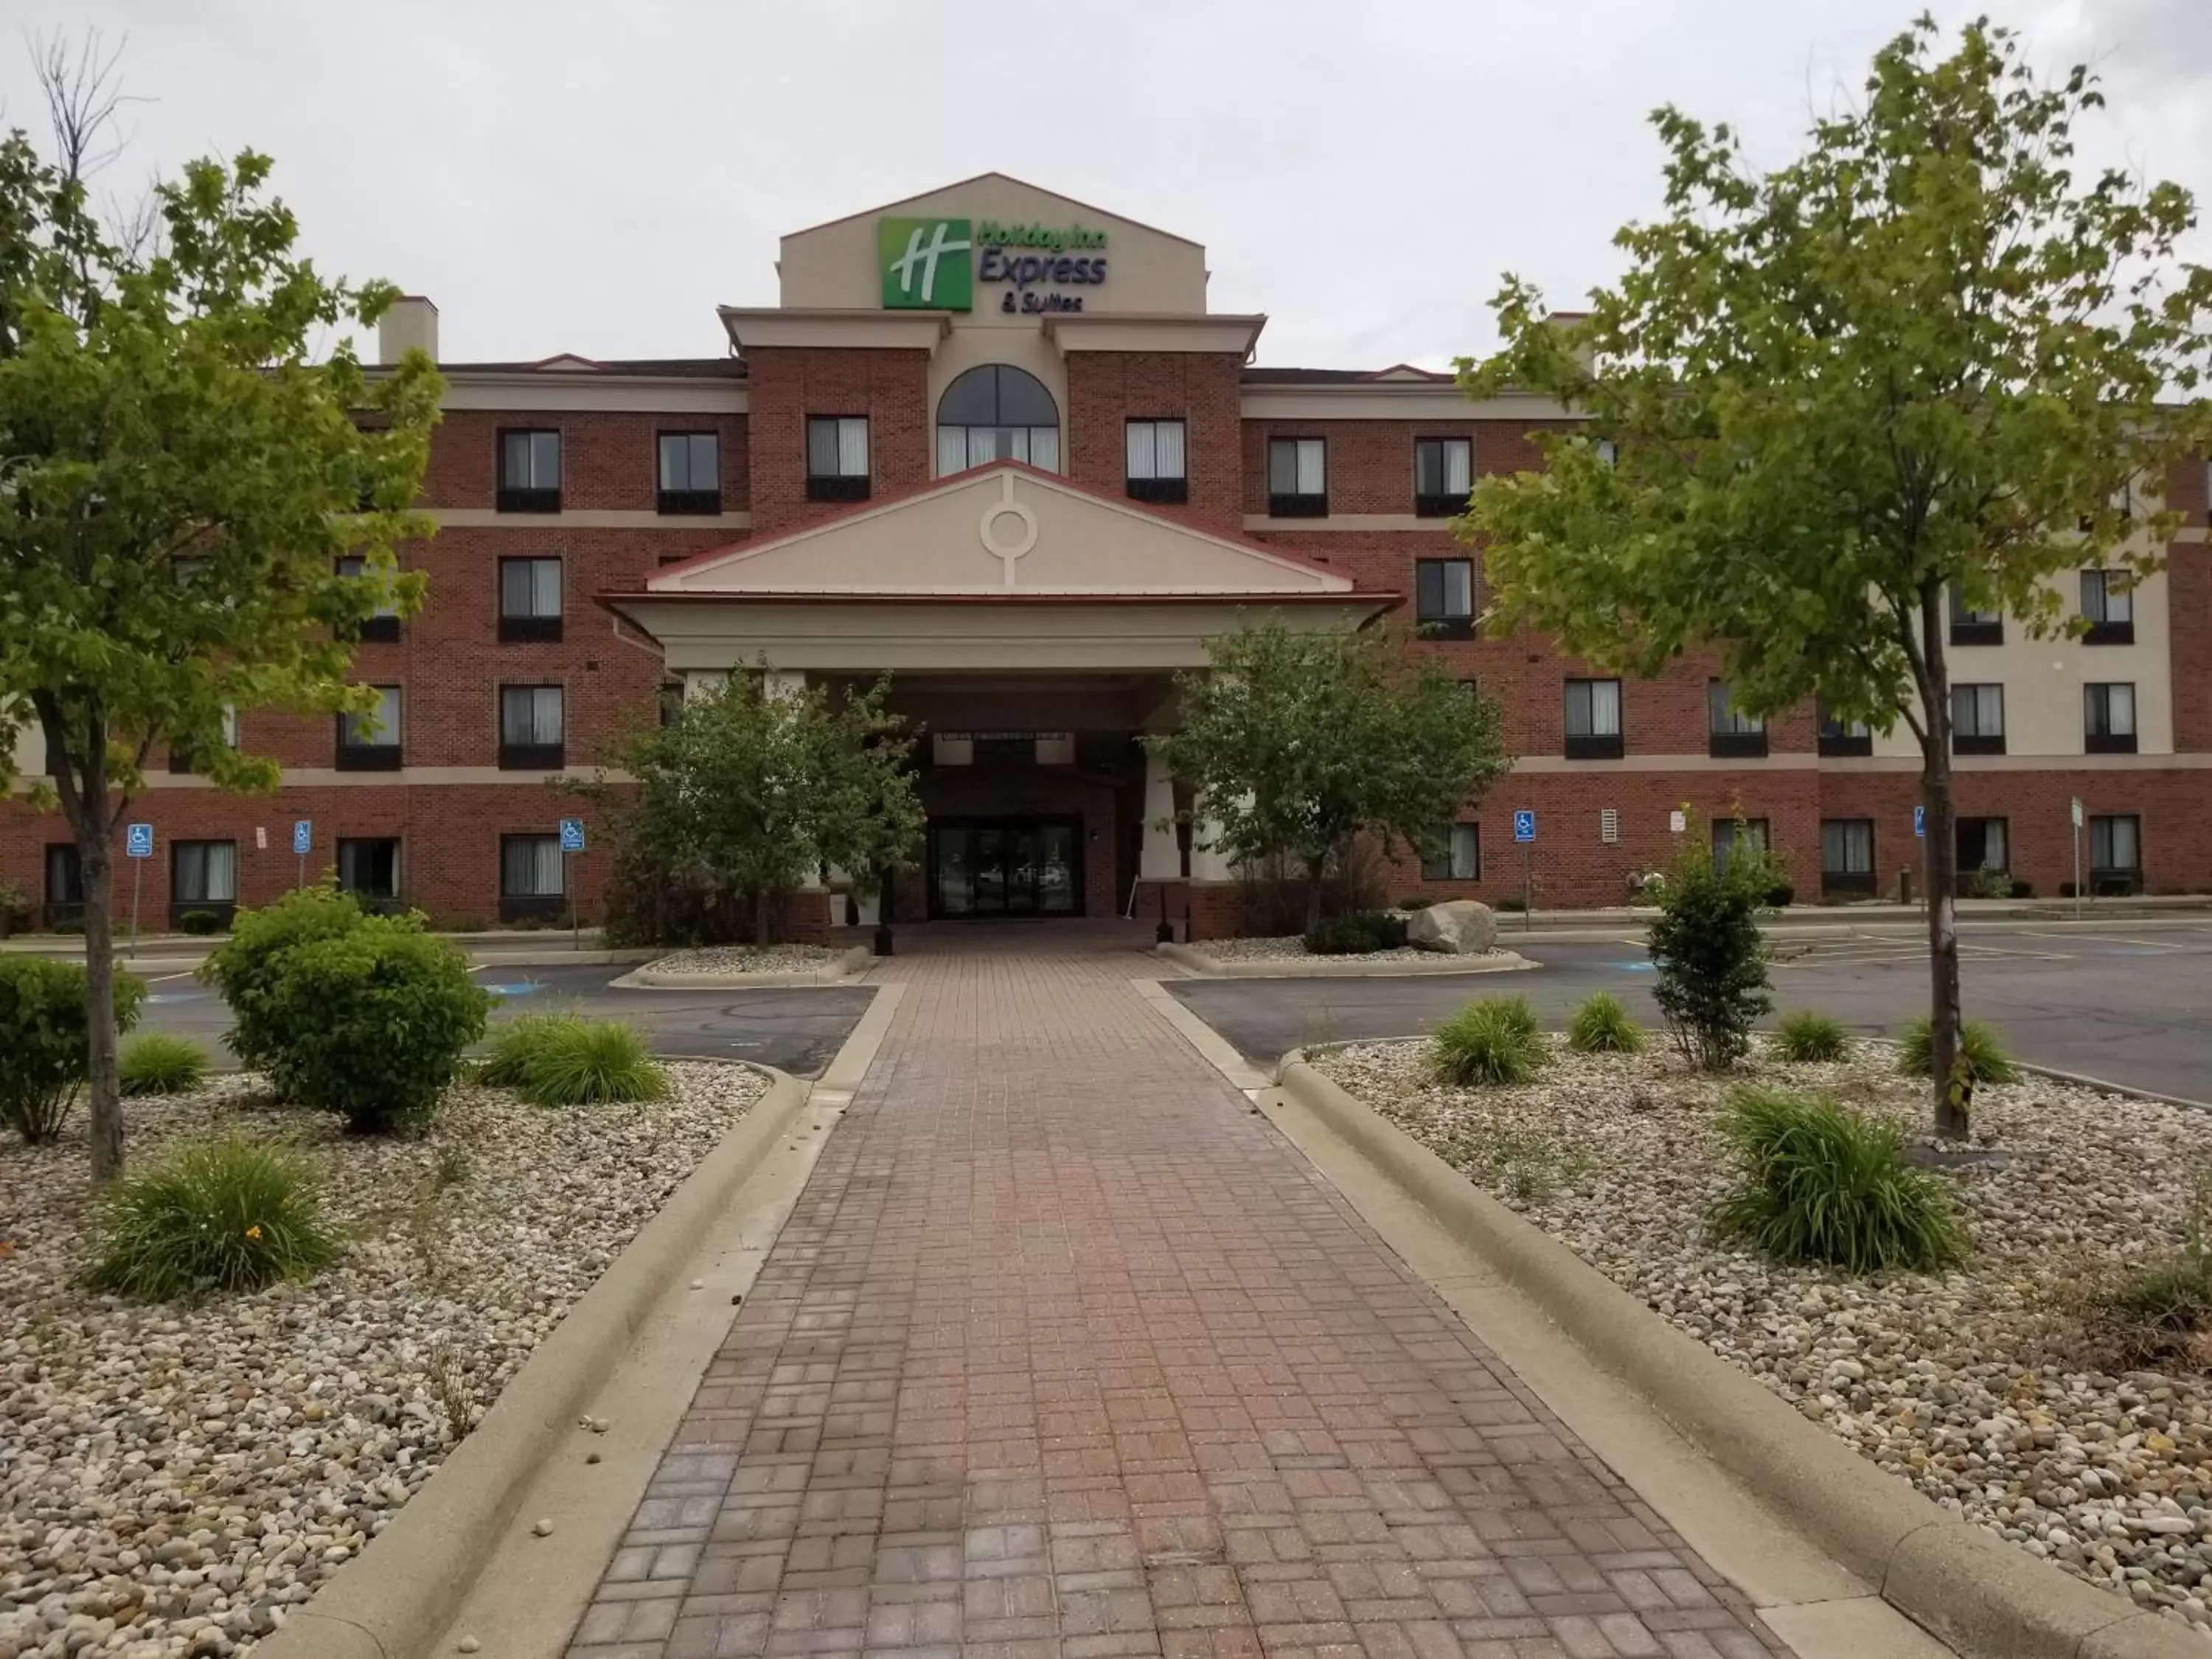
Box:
[930, 818, 1082, 918]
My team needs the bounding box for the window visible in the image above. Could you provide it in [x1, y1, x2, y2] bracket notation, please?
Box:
[497, 429, 561, 512]
[804, 418, 869, 503]
[44, 843, 83, 928]
[1958, 816, 2008, 874]
[1711, 817, 1770, 872]
[500, 832, 566, 919]
[1124, 420, 1187, 504]
[1564, 678, 1624, 760]
[1820, 818, 1875, 894]
[1816, 701, 1872, 757]
[2088, 814, 2142, 891]
[936, 364, 1059, 475]
[2084, 683, 2137, 753]
[336, 555, 400, 642]
[1413, 437, 1472, 517]
[1951, 684, 2006, 755]
[499, 685, 565, 769]
[336, 687, 403, 770]
[169, 706, 238, 776]
[2080, 569, 2135, 644]
[171, 839, 237, 925]
[1707, 682, 1767, 759]
[657, 431, 721, 514]
[659, 680, 685, 728]
[1414, 559, 1475, 639]
[1421, 823, 1481, 882]
[1266, 437, 1327, 517]
[1594, 439, 1619, 467]
[337, 838, 401, 908]
[1947, 587, 2003, 646]
[498, 557, 563, 642]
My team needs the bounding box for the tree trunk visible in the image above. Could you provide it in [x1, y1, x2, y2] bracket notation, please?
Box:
[1304, 860, 1326, 934]
[751, 886, 771, 948]
[75, 766, 125, 1183]
[1916, 592, 1969, 1141]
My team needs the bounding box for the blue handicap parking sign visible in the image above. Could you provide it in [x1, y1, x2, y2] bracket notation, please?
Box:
[292, 820, 313, 856]
[1513, 810, 1537, 844]
[558, 818, 586, 853]
[125, 823, 154, 859]
[1913, 804, 1926, 838]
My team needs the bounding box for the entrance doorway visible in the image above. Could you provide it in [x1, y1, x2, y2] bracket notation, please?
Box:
[929, 818, 1083, 917]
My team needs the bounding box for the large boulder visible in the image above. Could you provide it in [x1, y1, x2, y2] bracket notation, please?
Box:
[1405, 899, 1498, 955]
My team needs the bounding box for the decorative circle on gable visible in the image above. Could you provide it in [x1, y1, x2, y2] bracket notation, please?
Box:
[979, 493, 1039, 580]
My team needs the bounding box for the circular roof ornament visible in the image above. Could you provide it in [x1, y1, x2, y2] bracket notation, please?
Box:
[978, 476, 1038, 585]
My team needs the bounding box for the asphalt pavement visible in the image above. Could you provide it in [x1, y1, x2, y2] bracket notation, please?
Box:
[131, 959, 875, 1079]
[1167, 920, 2212, 1101]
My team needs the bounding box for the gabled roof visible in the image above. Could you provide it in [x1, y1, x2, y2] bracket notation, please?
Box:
[782, 171, 1203, 249]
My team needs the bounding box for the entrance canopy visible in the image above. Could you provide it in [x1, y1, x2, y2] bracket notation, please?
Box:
[601, 462, 1391, 675]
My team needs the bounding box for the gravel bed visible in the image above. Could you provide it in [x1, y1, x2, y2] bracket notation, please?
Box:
[641, 944, 842, 977]
[1312, 1036, 2212, 1636]
[0, 1061, 765, 1658]
[1191, 935, 1485, 964]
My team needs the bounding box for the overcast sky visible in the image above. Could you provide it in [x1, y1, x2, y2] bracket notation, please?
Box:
[2, 0, 2208, 371]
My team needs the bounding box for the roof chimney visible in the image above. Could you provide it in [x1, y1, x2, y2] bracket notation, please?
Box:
[378, 295, 439, 365]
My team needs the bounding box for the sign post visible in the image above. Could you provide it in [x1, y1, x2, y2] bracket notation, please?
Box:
[124, 823, 154, 957]
[2070, 797, 2084, 919]
[1512, 810, 1537, 931]
[559, 818, 586, 950]
[292, 819, 313, 891]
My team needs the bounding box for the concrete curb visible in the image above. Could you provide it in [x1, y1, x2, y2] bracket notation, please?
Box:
[1273, 1057, 2205, 1659]
[2013, 1061, 2212, 1115]
[1155, 942, 1537, 979]
[252, 1062, 815, 1659]
[613, 942, 874, 990]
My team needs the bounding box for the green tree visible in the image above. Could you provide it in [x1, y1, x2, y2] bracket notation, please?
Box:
[0, 42, 441, 1179]
[1460, 16, 2212, 1138]
[570, 672, 925, 947]
[1150, 620, 1509, 933]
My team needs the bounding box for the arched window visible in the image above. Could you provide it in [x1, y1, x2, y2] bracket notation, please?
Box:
[936, 365, 1060, 476]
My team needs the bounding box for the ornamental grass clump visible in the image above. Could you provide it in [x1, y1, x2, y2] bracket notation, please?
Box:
[118, 1032, 212, 1096]
[476, 1013, 588, 1088]
[1772, 1011, 1854, 1064]
[1431, 995, 1546, 1087]
[83, 1135, 341, 1300]
[1708, 1087, 1967, 1274]
[1896, 1015, 2015, 1085]
[1565, 991, 1644, 1054]
[515, 1019, 669, 1107]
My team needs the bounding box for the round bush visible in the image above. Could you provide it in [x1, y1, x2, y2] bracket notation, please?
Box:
[199, 886, 385, 1078]
[513, 1019, 668, 1107]
[119, 1032, 212, 1096]
[1895, 1015, 2014, 1085]
[1772, 1011, 1853, 1064]
[1431, 995, 1546, 1086]
[175, 909, 226, 936]
[1304, 911, 1410, 956]
[0, 956, 147, 1144]
[1566, 992, 1644, 1054]
[257, 922, 491, 1132]
[1708, 1087, 1966, 1273]
[83, 1134, 340, 1300]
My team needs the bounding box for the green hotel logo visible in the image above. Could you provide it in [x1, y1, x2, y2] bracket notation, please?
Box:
[880, 217, 973, 311]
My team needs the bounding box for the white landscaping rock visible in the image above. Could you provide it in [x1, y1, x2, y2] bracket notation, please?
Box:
[1405, 900, 1498, 955]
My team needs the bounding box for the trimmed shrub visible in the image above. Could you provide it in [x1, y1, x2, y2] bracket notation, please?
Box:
[1766, 881, 1795, 908]
[476, 1013, 588, 1088]
[1397, 896, 1436, 911]
[175, 909, 226, 936]
[1896, 1015, 2015, 1085]
[1304, 911, 1408, 956]
[1432, 995, 1546, 1086]
[1709, 1087, 1967, 1273]
[200, 886, 386, 1077]
[83, 1135, 340, 1300]
[256, 923, 491, 1132]
[0, 957, 146, 1144]
[1648, 822, 1774, 1071]
[1566, 992, 1644, 1054]
[119, 1033, 212, 1096]
[1772, 1012, 1853, 1064]
[515, 1020, 669, 1107]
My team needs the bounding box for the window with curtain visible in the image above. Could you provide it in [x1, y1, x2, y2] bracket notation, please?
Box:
[2080, 569, 2135, 642]
[1414, 559, 1475, 638]
[501, 835, 564, 897]
[935, 365, 1060, 476]
[806, 417, 871, 501]
[1266, 438, 1326, 515]
[2084, 682, 2137, 752]
[657, 431, 720, 512]
[1708, 682, 1768, 757]
[1947, 585, 2003, 644]
[337, 838, 401, 901]
[1958, 817, 2008, 872]
[499, 685, 565, 768]
[1413, 437, 1472, 515]
[1952, 683, 2006, 754]
[1564, 678, 1623, 759]
[173, 840, 237, 903]
[2089, 814, 2140, 873]
[337, 688, 403, 768]
[498, 557, 563, 641]
[1124, 420, 1187, 504]
[1710, 818, 1770, 872]
[1420, 823, 1480, 882]
[498, 429, 561, 511]
[1820, 818, 1874, 881]
[1817, 700, 1872, 756]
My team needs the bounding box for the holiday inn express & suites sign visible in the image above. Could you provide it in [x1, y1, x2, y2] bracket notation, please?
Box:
[878, 217, 1110, 313]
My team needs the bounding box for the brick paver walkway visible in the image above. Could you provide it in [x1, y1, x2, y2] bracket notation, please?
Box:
[566, 936, 1791, 1659]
